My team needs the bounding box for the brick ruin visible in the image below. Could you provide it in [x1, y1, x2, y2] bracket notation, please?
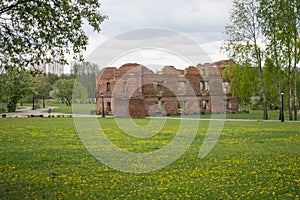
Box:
[96, 60, 238, 117]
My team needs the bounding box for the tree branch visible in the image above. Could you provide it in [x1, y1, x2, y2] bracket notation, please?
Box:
[0, 2, 19, 15]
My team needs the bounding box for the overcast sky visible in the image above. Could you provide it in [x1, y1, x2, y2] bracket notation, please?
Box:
[84, 0, 233, 70]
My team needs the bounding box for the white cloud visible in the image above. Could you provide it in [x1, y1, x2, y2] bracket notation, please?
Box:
[83, 0, 233, 70]
[99, 0, 232, 34]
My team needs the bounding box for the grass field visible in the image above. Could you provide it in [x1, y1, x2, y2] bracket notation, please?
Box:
[0, 118, 299, 199]
[16, 101, 300, 121]
[53, 103, 299, 120]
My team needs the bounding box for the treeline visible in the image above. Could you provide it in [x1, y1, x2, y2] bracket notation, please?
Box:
[223, 0, 300, 120]
[0, 62, 98, 112]
[222, 61, 300, 113]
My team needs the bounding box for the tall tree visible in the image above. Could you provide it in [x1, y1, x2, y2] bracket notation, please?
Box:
[292, 0, 300, 120]
[222, 0, 269, 119]
[46, 73, 60, 85]
[258, 0, 285, 119]
[263, 58, 284, 110]
[35, 74, 52, 108]
[259, 0, 300, 120]
[71, 61, 99, 103]
[0, 0, 106, 72]
[284, 0, 298, 120]
[297, 68, 300, 112]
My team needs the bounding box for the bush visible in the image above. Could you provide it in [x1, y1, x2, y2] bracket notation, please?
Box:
[0, 103, 7, 113]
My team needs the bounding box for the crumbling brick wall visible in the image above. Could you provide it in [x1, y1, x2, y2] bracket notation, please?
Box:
[96, 60, 238, 117]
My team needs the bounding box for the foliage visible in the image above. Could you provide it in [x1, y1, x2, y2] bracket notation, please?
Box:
[224, 0, 300, 120]
[52, 79, 74, 106]
[73, 81, 88, 103]
[0, 0, 106, 72]
[52, 79, 87, 106]
[222, 64, 258, 106]
[262, 58, 284, 109]
[71, 61, 98, 102]
[35, 74, 52, 99]
[0, 118, 299, 199]
[46, 73, 75, 85]
[223, 0, 262, 65]
[297, 68, 300, 107]
[223, 0, 269, 119]
[46, 73, 60, 85]
[0, 69, 36, 112]
[258, 0, 300, 120]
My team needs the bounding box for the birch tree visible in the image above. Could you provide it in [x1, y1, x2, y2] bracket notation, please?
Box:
[223, 0, 269, 119]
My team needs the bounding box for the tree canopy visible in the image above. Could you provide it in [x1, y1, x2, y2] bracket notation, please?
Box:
[52, 79, 87, 106]
[223, 0, 269, 119]
[223, 0, 300, 120]
[71, 61, 98, 103]
[0, 0, 106, 71]
[0, 69, 37, 112]
[222, 64, 258, 106]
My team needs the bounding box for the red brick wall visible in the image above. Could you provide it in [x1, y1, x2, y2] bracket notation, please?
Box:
[96, 61, 238, 117]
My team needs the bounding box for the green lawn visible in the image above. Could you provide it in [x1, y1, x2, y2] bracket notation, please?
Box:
[54, 103, 298, 120]
[17, 102, 96, 115]
[178, 110, 298, 120]
[49, 102, 96, 114]
[0, 118, 299, 199]
[15, 102, 299, 121]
